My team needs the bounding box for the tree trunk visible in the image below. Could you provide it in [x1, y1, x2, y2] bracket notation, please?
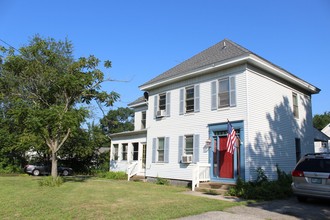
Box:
[51, 151, 58, 178]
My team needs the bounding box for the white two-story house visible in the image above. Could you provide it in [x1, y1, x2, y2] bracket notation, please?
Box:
[109, 39, 320, 188]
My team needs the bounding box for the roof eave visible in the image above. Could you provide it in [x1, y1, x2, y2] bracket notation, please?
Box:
[248, 54, 320, 94]
[127, 101, 147, 108]
[109, 129, 147, 138]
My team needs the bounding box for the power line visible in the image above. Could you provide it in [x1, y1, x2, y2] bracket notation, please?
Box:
[0, 38, 21, 54]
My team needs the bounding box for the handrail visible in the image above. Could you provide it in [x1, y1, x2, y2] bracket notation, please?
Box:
[127, 161, 139, 181]
[192, 163, 211, 191]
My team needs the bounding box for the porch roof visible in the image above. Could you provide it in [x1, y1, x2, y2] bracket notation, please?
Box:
[314, 127, 330, 142]
[109, 129, 147, 138]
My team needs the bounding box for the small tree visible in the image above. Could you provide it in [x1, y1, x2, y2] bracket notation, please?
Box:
[0, 35, 119, 177]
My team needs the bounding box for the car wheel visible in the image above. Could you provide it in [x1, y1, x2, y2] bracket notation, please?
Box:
[62, 170, 69, 176]
[32, 169, 40, 176]
[297, 196, 307, 202]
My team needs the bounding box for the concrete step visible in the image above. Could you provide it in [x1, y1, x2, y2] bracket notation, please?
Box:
[129, 175, 146, 182]
[195, 182, 235, 195]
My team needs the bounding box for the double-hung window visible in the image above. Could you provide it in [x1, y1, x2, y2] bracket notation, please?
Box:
[159, 93, 166, 110]
[157, 137, 165, 162]
[141, 111, 146, 129]
[178, 134, 200, 163]
[293, 93, 299, 118]
[211, 76, 236, 110]
[184, 135, 193, 155]
[154, 92, 171, 118]
[152, 137, 169, 163]
[185, 87, 194, 113]
[179, 85, 200, 114]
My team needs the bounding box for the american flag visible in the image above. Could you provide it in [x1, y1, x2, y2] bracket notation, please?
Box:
[226, 122, 237, 154]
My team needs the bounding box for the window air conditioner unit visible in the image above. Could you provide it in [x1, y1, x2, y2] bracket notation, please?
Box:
[181, 155, 193, 163]
[156, 110, 166, 118]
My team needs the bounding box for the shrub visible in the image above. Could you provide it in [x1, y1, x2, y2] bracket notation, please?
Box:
[0, 161, 22, 174]
[95, 171, 127, 180]
[155, 177, 169, 185]
[226, 166, 293, 200]
[38, 176, 64, 187]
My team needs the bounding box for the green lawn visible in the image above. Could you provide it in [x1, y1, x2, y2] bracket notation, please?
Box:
[0, 176, 243, 219]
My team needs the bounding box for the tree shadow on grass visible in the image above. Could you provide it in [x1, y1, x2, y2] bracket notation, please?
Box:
[63, 175, 93, 182]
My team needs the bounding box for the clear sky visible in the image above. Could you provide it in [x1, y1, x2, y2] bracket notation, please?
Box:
[1, 0, 329, 123]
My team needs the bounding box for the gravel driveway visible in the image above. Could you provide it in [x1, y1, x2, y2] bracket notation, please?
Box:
[177, 192, 330, 220]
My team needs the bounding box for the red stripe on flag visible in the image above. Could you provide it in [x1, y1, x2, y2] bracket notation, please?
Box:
[227, 122, 237, 154]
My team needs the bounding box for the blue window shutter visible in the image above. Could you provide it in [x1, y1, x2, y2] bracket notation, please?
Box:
[230, 76, 236, 106]
[194, 84, 200, 112]
[152, 138, 156, 163]
[166, 92, 171, 117]
[211, 81, 217, 110]
[179, 89, 184, 115]
[193, 134, 200, 163]
[178, 136, 183, 163]
[154, 96, 158, 119]
[165, 137, 170, 163]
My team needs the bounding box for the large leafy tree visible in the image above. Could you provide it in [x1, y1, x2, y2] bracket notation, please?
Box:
[313, 111, 330, 130]
[0, 35, 119, 177]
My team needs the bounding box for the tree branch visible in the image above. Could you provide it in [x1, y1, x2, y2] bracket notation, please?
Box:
[55, 128, 71, 153]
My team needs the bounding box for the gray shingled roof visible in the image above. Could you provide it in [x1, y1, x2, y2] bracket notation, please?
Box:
[140, 39, 250, 88]
[128, 96, 146, 107]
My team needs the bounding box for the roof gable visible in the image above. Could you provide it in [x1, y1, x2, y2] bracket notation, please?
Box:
[140, 39, 249, 88]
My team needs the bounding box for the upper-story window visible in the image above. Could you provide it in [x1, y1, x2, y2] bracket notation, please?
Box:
[154, 92, 171, 118]
[186, 87, 194, 113]
[179, 85, 200, 114]
[293, 93, 299, 118]
[141, 111, 146, 129]
[159, 93, 166, 110]
[211, 76, 236, 110]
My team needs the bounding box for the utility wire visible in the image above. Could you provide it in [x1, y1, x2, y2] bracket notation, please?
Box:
[0, 38, 21, 54]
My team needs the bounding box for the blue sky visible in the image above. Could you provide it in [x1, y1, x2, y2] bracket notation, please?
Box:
[1, 0, 329, 122]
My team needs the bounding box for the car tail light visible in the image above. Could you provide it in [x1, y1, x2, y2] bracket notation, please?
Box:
[292, 170, 304, 177]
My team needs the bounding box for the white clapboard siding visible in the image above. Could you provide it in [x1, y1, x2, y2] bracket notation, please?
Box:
[145, 66, 247, 181]
[244, 66, 314, 180]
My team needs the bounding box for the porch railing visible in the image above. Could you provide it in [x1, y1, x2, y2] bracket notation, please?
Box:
[127, 161, 139, 181]
[191, 163, 211, 191]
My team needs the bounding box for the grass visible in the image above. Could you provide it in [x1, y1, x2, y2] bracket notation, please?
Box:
[0, 176, 244, 219]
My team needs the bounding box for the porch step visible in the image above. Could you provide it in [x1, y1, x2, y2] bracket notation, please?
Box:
[129, 175, 146, 182]
[195, 182, 234, 195]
